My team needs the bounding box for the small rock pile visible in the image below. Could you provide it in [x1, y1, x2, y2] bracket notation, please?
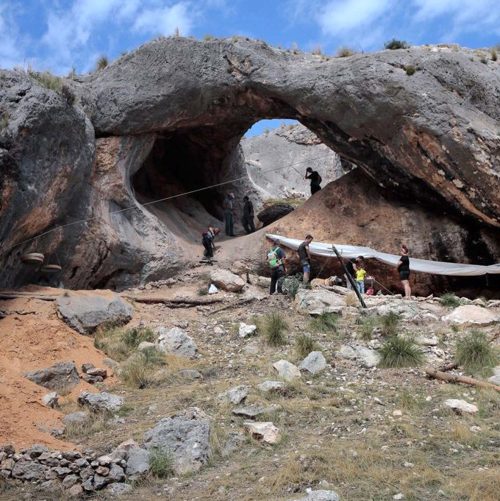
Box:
[0, 444, 130, 496]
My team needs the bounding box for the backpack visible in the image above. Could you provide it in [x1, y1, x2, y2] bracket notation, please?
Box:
[267, 247, 282, 269]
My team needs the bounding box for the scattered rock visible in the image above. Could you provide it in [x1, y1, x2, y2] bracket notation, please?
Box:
[156, 326, 197, 358]
[257, 380, 286, 394]
[244, 421, 281, 444]
[25, 361, 80, 392]
[209, 268, 246, 292]
[273, 360, 301, 381]
[239, 322, 257, 338]
[56, 292, 133, 334]
[299, 351, 327, 374]
[221, 432, 246, 458]
[78, 391, 124, 413]
[67, 484, 84, 497]
[297, 489, 340, 501]
[42, 392, 60, 408]
[338, 345, 381, 368]
[444, 399, 478, 414]
[143, 407, 211, 475]
[62, 411, 90, 426]
[295, 289, 345, 315]
[442, 305, 499, 326]
[232, 405, 279, 419]
[218, 385, 249, 405]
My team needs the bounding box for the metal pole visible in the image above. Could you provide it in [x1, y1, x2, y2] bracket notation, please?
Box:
[331, 245, 367, 309]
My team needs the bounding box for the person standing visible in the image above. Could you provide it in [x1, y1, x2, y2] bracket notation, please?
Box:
[297, 234, 313, 284]
[397, 244, 411, 299]
[201, 226, 220, 260]
[242, 195, 256, 234]
[267, 240, 287, 295]
[355, 257, 367, 294]
[223, 192, 235, 236]
[305, 167, 322, 195]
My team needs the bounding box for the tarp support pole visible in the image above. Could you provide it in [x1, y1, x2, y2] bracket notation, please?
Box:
[332, 245, 367, 309]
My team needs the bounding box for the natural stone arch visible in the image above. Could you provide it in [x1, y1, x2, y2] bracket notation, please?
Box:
[0, 37, 498, 289]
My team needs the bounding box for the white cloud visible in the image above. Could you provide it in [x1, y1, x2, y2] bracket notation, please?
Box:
[133, 2, 193, 36]
[316, 0, 396, 35]
[0, 4, 25, 68]
[412, 0, 500, 36]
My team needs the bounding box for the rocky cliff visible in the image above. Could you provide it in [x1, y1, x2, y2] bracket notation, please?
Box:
[0, 37, 499, 289]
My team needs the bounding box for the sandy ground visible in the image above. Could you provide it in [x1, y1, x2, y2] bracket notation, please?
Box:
[0, 287, 115, 450]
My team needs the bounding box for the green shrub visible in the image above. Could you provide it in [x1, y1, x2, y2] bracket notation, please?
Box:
[295, 334, 317, 358]
[357, 315, 378, 340]
[96, 55, 109, 70]
[122, 327, 155, 348]
[380, 312, 400, 337]
[491, 48, 498, 61]
[337, 46, 356, 57]
[149, 447, 173, 478]
[384, 39, 410, 50]
[404, 65, 416, 75]
[439, 293, 461, 308]
[379, 336, 424, 368]
[455, 331, 498, 376]
[310, 313, 338, 333]
[263, 312, 288, 346]
[121, 353, 153, 388]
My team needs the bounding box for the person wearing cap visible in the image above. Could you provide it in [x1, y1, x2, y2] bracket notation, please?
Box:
[297, 234, 313, 284]
[223, 192, 235, 236]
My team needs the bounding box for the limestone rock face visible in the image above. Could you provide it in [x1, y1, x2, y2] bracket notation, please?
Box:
[1, 38, 499, 289]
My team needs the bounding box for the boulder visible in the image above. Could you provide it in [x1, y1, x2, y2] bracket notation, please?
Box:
[338, 345, 381, 368]
[295, 289, 345, 316]
[239, 322, 257, 338]
[209, 268, 245, 292]
[244, 421, 281, 444]
[143, 407, 211, 475]
[257, 203, 295, 226]
[218, 385, 249, 405]
[273, 360, 301, 381]
[442, 305, 499, 326]
[155, 326, 197, 358]
[299, 351, 327, 374]
[78, 391, 124, 413]
[25, 361, 79, 392]
[56, 293, 133, 334]
[124, 447, 150, 479]
[444, 399, 478, 414]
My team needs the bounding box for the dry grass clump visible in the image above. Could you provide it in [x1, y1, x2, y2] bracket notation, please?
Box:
[63, 412, 111, 439]
[455, 330, 498, 376]
[378, 335, 424, 368]
[384, 38, 409, 50]
[309, 312, 338, 333]
[295, 334, 317, 358]
[95, 326, 156, 361]
[121, 347, 166, 389]
[28, 70, 63, 92]
[380, 312, 400, 336]
[262, 312, 288, 346]
[337, 46, 356, 57]
[96, 55, 109, 70]
[357, 315, 378, 340]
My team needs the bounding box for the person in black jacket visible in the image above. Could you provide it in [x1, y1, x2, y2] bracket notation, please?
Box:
[397, 244, 411, 299]
[242, 195, 255, 234]
[305, 167, 322, 195]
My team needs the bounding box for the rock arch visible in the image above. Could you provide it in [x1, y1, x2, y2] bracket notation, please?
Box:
[0, 37, 498, 289]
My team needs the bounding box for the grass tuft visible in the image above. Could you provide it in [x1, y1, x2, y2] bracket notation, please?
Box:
[148, 447, 174, 478]
[310, 313, 338, 333]
[121, 348, 166, 388]
[263, 312, 288, 346]
[295, 334, 317, 358]
[96, 55, 109, 70]
[95, 326, 156, 362]
[455, 330, 498, 376]
[337, 46, 356, 57]
[379, 336, 424, 368]
[384, 38, 409, 50]
[380, 312, 400, 337]
[439, 293, 462, 308]
[404, 65, 416, 75]
[357, 315, 378, 340]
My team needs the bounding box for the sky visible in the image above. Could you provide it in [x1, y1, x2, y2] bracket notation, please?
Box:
[1, 0, 499, 136]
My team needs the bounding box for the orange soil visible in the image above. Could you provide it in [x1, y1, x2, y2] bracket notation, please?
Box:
[0, 287, 116, 450]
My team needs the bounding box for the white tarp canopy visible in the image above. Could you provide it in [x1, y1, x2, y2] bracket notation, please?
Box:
[266, 234, 500, 277]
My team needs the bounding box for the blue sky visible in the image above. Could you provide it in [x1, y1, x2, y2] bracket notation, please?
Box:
[1, 0, 499, 136]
